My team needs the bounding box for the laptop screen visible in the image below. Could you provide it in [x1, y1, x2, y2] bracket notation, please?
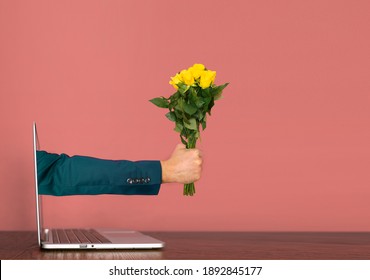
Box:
[33, 122, 43, 246]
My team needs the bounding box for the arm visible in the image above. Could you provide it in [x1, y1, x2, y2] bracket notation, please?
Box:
[37, 151, 162, 196]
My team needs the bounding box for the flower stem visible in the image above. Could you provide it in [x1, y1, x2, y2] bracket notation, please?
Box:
[184, 134, 197, 196]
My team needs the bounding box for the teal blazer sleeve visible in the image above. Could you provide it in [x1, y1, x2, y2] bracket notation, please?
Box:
[36, 150, 162, 196]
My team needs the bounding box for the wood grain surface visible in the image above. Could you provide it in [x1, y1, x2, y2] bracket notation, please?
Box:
[1, 231, 370, 260]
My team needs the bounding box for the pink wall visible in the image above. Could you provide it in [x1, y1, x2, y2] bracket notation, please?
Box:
[1, 0, 369, 231]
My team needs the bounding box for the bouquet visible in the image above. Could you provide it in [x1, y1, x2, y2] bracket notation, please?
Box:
[150, 63, 229, 196]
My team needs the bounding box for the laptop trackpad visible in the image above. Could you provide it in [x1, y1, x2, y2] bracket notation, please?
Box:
[96, 229, 158, 243]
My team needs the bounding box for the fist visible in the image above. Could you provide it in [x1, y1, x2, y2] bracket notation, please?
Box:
[161, 144, 203, 184]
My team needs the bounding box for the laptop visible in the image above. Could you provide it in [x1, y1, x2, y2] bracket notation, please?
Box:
[32, 122, 165, 249]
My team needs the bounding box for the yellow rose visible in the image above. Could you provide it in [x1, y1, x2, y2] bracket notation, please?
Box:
[192, 63, 205, 71]
[180, 69, 195, 86]
[169, 73, 182, 89]
[199, 70, 216, 89]
[188, 63, 205, 79]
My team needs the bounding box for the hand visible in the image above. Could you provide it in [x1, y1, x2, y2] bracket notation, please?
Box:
[160, 144, 203, 184]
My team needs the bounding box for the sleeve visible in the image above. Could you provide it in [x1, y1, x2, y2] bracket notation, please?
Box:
[36, 150, 162, 196]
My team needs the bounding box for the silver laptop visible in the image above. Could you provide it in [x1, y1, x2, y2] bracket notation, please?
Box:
[32, 122, 165, 249]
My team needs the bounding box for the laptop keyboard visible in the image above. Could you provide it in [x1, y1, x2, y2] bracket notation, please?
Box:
[51, 229, 112, 244]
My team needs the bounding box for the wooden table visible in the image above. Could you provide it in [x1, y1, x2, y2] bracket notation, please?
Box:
[1, 231, 370, 260]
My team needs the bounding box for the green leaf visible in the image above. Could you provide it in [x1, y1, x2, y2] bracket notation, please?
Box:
[195, 99, 205, 108]
[203, 96, 212, 108]
[208, 98, 215, 111]
[174, 110, 183, 119]
[165, 111, 176, 122]
[184, 118, 197, 130]
[178, 83, 189, 94]
[149, 97, 169, 108]
[183, 102, 197, 115]
[196, 110, 204, 121]
[189, 86, 197, 96]
[188, 87, 199, 102]
[214, 92, 223, 100]
[174, 122, 183, 133]
[182, 111, 190, 124]
[175, 98, 184, 111]
[211, 82, 229, 96]
[201, 120, 207, 130]
[202, 87, 211, 97]
[169, 91, 180, 104]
